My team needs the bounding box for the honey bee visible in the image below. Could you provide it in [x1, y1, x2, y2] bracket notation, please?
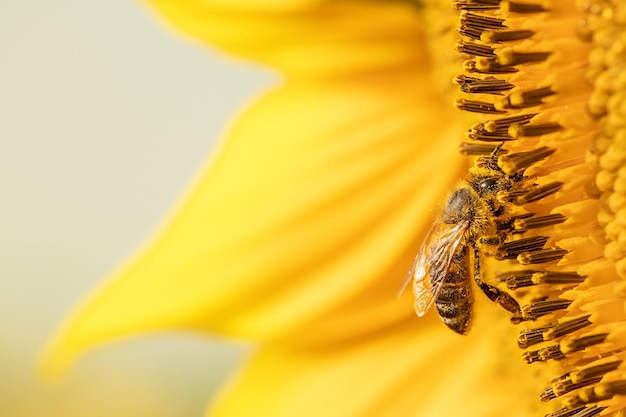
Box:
[406, 146, 554, 335]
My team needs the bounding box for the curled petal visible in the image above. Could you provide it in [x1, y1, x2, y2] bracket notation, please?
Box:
[208, 310, 539, 417]
[42, 73, 466, 376]
[147, 0, 427, 78]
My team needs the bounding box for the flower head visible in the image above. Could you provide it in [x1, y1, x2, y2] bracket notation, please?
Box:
[448, 1, 626, 416]
[42, 1, 626, 417]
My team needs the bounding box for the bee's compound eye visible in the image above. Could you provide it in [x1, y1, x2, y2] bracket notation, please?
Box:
[479, 178, 498, 190]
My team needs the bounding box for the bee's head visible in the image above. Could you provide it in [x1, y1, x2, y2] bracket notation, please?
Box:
[477, 176, 499, 194]
[471, 172, 511, 198]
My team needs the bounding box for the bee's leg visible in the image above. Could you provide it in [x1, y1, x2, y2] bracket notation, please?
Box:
[477, 235, 502, 257]
[472, 246, 524, 324]
[491, 204, 506, 217]
[495, 217, 514, 232]
[478, 235, 501, 246]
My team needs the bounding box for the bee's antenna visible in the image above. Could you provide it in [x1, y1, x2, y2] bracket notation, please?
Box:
[476, 141, 506, 173]
[490, 142, 505, 159]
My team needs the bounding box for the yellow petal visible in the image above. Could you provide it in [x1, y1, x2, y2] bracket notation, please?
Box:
[151, 0, 325, 12]
[42, 71, 466, 376]
[147, 0, 427, 78]
[208, 304, 541, 417]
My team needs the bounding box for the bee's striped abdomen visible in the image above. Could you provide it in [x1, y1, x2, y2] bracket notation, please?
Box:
[434, 245, 474, 335]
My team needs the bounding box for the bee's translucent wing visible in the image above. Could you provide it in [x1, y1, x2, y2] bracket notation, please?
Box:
[398, 222, 438, 297]
[408, 220, 468, 317]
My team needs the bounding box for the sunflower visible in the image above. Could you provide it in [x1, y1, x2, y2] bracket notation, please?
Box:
[42, 1, 626, 416]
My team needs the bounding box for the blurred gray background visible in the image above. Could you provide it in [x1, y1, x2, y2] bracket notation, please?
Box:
[0, 1, 275, 416]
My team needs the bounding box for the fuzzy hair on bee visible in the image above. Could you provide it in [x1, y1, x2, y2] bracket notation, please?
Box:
[405, 145, 557, 335]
